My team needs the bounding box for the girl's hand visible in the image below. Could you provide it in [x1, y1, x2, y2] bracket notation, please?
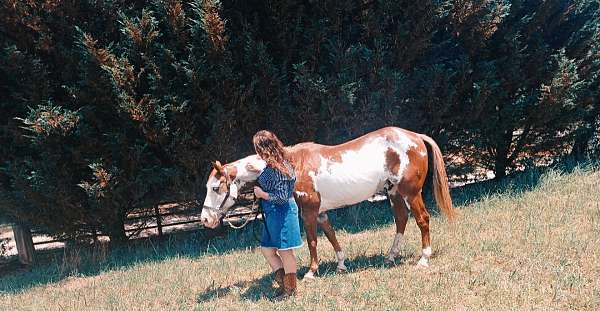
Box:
[253, 186, 269, 200]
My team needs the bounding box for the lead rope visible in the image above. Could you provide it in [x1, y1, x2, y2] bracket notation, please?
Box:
[223, 193, 261, 230]
[224, 213, 252, 229]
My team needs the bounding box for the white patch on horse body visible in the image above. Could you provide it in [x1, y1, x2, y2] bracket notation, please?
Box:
[367, 194, 388, 202]
[295, 191, 308, 197]
[312, 148, 384, 213]
[232, 155, 267, 182]
[312, 133, 416, 213]
[227, 155, 267, 196]
[387, 233, 404, 262]
[390, 128, 418, 181]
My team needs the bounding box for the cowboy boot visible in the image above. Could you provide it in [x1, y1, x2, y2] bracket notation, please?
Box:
[273, 268, 285, 291]
[273, 272, 297, 301]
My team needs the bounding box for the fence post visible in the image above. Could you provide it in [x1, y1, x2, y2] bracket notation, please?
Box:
[155, 205, 163, 236]
[13, 224, 35, 265]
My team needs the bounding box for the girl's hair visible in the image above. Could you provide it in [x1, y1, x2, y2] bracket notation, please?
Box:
[252, 130, 293, 177]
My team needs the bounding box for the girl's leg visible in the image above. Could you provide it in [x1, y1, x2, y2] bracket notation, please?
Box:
[261, 247, 283, 271]
[275, 249, 298, 299]
[278, 249, 297, 274]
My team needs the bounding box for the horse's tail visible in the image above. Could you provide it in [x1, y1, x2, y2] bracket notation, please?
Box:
[419, 134, 457, 221]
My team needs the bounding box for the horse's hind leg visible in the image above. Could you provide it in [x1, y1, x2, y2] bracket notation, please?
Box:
[301, 208, 320, 280]
[384, 190, 410, 265]
[406, 192, 432, 267]
[317, 213, 347, 272]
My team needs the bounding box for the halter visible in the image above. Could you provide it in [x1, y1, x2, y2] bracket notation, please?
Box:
[216, 166, 233, 214]
[203, 166, 262, 230]
[204, 166, 238, 219]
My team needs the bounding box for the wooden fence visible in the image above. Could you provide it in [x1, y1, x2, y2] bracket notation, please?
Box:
[12, 191, 258, 265]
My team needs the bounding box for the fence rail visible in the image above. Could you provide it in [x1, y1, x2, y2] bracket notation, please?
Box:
[12, 191, 259, 265]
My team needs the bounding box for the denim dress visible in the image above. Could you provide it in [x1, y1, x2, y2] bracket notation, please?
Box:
[258, 162, 303, 250]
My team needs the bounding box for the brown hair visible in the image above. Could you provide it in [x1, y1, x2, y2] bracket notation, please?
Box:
[252, 130, 293, 177]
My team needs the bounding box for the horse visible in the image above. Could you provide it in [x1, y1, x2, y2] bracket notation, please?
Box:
[199, 127, 456, 280]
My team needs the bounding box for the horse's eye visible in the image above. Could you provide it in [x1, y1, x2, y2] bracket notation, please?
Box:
[212, 186, 220, 192]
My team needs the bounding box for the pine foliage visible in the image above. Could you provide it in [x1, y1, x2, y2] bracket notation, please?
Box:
[0, 0, 598, 241]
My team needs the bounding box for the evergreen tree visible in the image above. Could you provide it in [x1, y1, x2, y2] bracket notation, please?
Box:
[0, 0, 598, 241]
[439, 0, 599, 178]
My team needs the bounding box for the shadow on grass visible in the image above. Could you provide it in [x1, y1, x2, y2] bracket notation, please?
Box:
[197, 253, 390, 302]
[325, 165, 548, 235]
[0, 223, 263, 294]
[1, 162, 577, 295]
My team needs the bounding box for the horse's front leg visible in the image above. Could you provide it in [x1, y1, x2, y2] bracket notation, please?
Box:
[317, 213, 347, 273]
[301, 208, 319, 280]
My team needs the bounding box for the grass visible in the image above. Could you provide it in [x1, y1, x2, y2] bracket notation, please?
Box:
[1, 165, 600, 310]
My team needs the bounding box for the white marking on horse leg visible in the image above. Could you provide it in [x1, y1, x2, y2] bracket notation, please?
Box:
[317, 213, 328, 224]
[419, 151, 427, 157]
[417, 246, 432, 267]
[423, 246, 432, 257]
[336, 251, 347, 272]
[403, 196, 411, 212]
[303, 270, 316, 281]
[385, 233, 404, 263]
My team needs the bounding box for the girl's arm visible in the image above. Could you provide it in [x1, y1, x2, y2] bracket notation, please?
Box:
[254, 184, 289, 205]
[254, 167, 290, 205]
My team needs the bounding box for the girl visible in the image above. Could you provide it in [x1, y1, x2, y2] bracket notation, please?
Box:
[246, 130, 303, 300]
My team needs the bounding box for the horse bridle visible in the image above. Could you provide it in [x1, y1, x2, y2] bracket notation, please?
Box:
[203, 166, 259, 222]
[202, 165, 266, 235]
[203, 166, 237, 219]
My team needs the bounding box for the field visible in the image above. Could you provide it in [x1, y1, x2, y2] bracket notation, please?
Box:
[1, 166, 599, 310]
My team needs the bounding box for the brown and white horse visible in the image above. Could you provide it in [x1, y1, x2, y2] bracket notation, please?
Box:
[200, 127, 455, 279]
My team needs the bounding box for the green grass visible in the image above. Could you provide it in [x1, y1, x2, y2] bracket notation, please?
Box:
[1, 165, 600, 310]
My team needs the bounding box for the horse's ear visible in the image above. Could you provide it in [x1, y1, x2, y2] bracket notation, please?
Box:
[212, 160, 223, 172]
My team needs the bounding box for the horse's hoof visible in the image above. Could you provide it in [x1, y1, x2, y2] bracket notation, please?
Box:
[384, 258, 395, 266]
[416, 257, 429, 268]
[336, 267, 348, 274]
[303, 271, 316, 281]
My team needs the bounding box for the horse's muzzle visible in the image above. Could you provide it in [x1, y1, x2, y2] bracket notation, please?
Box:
[201, 206, 222, 229]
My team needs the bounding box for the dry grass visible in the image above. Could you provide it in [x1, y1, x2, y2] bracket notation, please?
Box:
[1, 167, 599, 310]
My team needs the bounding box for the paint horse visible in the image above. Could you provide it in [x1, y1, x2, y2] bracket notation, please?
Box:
[200, 127, 456, 279]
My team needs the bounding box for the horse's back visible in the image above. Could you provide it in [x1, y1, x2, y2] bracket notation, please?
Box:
[289, 127, 427, 212]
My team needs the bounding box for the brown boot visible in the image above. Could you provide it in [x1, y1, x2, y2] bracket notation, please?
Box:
[273, 273, 297, 301]
[273, 268, 285, 289]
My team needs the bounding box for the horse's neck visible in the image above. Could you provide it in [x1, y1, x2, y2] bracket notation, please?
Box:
[231, 154, 265, 182]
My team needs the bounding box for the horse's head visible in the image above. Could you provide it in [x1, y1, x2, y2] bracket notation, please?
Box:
[200, 155, 266, 228]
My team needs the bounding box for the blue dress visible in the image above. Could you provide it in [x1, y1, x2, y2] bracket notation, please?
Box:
[258, 163, 303, 250]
